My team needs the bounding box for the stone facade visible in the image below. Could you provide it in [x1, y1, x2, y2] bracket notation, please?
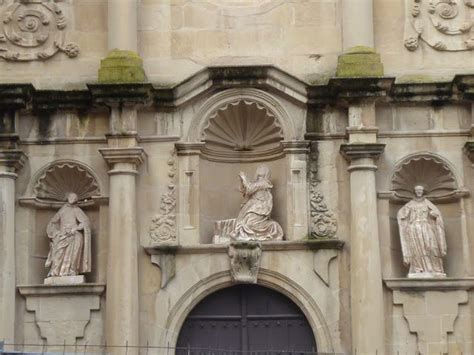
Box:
[1, 1, 474, 355]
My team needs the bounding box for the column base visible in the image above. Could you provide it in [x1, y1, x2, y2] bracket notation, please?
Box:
[336, 46, 384, 77]
[98, 49, 146, 84]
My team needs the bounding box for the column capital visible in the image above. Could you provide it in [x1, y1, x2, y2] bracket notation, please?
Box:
[0, 149, 27, 172]
[340, 143, 385, 162]
[99, 147, 146, 167]
[282, 140, 310, 155]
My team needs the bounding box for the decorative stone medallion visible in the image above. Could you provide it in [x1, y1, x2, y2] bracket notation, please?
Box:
[404, 0, 474, 51]
[0, 0, 79, 61]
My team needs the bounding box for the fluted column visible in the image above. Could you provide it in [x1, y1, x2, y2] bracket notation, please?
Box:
[0, 150, 26, 345]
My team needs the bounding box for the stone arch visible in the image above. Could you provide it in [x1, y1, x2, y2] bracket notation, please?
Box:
[390, 152, 463, 202]
[164, 268, 334, 353]
[188, 88, 296, 143]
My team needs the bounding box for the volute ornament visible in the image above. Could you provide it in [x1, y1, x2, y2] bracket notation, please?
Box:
[309, 169, 337, 239]
[0, 0, 79, 61]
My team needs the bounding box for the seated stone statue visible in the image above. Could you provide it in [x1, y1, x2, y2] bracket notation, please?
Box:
[45, 192, 91, 283]
[397, 185, 447, 278]
[214, 165, 284, 243]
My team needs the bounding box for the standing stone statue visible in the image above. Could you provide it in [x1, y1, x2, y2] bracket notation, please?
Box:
[214, 165, 284, 243]
[45, 192, 91, 284]
[397, 185, 447, 278]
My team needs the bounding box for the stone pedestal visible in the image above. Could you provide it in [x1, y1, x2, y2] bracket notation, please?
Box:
[341, 142, 386, 354]
[17, 284, 105, 348]
[44, 275, 85, 285]
[100, 146, 145, 355]
[0, 150, 26, 344]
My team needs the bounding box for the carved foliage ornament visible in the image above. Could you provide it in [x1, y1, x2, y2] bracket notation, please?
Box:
[404, 0, 474, 51]
[149, 150, 177, 243]
[228, 241, 262, 284]
[0, 0, 79, 61]
[391, 154, 458, 201]
[34, 162, 100, 202]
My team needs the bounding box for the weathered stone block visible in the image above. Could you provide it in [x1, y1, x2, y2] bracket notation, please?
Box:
[336, 46, 384, 77]
[98, 50, 146, 84]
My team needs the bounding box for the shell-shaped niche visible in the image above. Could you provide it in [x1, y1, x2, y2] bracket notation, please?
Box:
[391, 154, 458, 200]
[201, 100, 284, 162]
[34, 162, 100, 202]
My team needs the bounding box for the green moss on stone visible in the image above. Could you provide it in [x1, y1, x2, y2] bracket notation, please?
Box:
[98, 49, 146, 83]
[336, 46, 384, 78]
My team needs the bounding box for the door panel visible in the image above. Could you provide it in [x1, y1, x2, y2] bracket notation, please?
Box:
[176, 285, 317, 354]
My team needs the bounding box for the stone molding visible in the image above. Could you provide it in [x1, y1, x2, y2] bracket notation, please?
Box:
[145, 239, 344, 256]
[3, 72, 474, 112]
[340, 143, 385, 162]
[0, 149, 27, 171]
[384, 277, 474, 291]
[99, 147, 146, 167]
[17, 284, 105, 345]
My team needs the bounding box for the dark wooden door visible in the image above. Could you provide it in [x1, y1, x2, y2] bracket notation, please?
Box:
[176, 284, 317, 354]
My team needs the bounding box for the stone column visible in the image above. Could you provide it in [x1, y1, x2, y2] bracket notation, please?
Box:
[99, 0, 145, 83]
[340, 102, 385, 354]
[100, 146, 144, 354]
[108, 0, 137, 51]
[0, 150, 26, 345]
[342, 0, 374, 50]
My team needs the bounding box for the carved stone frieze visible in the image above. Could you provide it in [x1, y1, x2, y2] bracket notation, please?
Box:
[0, 0, 79, 61]
[404, 0, 474, 51]
[228, 241, 262, 284]
[149, 150, 177, 243]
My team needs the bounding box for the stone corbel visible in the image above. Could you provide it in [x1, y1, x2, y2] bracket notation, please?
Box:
[150, 253, 177, 289]
[228, 241, 263, 284]
[385, 278, 474, 354]
[464, 141, 474, 166]
[17, 284, 105, 345]
[313, 249, 338, 287]
[0, 150, 27, 174]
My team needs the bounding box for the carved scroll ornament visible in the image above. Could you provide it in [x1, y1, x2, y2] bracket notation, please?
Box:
[309, 169, 337, 239]
[404, 0, 474, 51]
[0, 0, 79, 61]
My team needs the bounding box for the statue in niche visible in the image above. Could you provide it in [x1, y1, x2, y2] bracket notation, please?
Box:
[397, 185, 447, 278]
[45, 192, 91, 284]
[214, 165, 284, 243]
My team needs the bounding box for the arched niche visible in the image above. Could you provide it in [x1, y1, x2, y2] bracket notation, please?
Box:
[18, 160, 107, 284]
[175, 89, 307, 244]
[382, 152, 470, 278]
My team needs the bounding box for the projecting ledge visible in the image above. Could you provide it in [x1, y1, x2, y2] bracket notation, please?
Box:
[17, 283, 106, 296]
[144, 239, 344, 255]
[384, 278, 474, 291]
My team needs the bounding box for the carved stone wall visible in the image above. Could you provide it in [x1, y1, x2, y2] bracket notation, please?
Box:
[0, 0, 79, 61]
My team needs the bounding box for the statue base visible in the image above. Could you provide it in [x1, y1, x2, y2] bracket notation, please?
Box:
[408, 272, 446, 279]
[44, 275, 85, 285]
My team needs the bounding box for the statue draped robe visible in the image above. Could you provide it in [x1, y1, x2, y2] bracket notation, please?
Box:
[45, 204, 91, 277]
[397, 198, 447, 275]
[231, 176, 284, 241]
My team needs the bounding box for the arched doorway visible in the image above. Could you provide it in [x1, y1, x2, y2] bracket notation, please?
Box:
[176, 284, 317, 354]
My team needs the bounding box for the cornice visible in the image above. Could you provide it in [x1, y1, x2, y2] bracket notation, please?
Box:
[3, 70, 474, 110]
